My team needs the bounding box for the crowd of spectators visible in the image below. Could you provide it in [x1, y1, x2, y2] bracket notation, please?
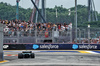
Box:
[1, 19, 100, 44]
[76, 38, 100, 44]
[0, 19, 72, 37]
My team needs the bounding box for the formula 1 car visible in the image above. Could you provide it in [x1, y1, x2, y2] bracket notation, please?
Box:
[18, 51, 35, 59]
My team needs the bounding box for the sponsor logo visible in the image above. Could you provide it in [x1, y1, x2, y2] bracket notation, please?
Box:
[72, 44, 78, 49]
[3, 45, 9, 49]
[72, 44, 98, 50]
[40, 44, 59, 49]
[33, 44, 39, 49]
[79, 44, 97, 49]
[32, 44, 59, 50]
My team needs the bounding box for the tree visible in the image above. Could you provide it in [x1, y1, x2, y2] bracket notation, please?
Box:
[0, 2, 100, 28]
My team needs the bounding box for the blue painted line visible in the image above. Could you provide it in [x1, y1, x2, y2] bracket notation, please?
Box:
[3, 51, 40, 53]
[40, 51, 79, 53]
[3, 50, 100, 53]
[3, 51, 79, 53]
[93, 51, 100, 53]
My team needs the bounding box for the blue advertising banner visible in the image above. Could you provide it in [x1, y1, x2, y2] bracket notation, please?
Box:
[3, 44, 26, 50]
[3, 44, 100, 50]
[25, 44, 100, 50]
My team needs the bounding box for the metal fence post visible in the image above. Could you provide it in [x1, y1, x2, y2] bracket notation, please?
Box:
[52, 30, 54, 43]
[82, 29, 85, 38]
[88, 24, 90, 43]
[0, 23, 4, 61]
[17, 31, 20, 43]
[70, 29, 72, 43]
[75, 0, 77, 43]
[77, 28, 81, 43]
[79, 29, 81, 43]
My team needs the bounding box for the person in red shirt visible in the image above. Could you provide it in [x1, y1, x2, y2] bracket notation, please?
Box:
[45, 29, 49, 38]
[58, 24, 61, 30]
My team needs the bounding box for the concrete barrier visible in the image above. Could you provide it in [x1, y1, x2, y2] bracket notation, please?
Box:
[0, 23, 4, 61]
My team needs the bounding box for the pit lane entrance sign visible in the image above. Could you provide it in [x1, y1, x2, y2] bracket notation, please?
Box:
[0, 23, 4, 61]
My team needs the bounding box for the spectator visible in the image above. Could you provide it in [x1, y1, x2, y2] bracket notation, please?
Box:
[4, 26, 9, 33]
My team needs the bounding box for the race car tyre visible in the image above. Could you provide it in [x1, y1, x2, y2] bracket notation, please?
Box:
[24, 54, 30, 58]
[31, 53, 35, 58]
[18, 53, 23, 59]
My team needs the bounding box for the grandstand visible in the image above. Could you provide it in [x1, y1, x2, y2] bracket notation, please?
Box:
[0, 0, 100, 44]
[1, 20, 100, 44]
[2, 20, 74, 43]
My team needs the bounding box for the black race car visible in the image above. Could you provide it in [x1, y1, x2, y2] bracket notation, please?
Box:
[18, 51, 35, 59]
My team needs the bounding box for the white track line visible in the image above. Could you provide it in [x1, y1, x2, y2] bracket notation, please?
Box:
[86, 51, 99, 54]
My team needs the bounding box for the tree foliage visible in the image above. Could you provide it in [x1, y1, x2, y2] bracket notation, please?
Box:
[0, 2, 100, 28]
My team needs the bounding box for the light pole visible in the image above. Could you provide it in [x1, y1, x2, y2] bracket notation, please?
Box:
[42, 0, 46, 23]
[16, 0, 20, 20]
[88, 24, 90, 43]
[35, 0, 40, 43]
[56, 8, 58, 23]
[75, 0, 77, 43]
[68, 0, 77, 43]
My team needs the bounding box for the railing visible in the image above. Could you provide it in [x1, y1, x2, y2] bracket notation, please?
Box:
[3, 28, 100, 44]
[4, 29, 72, 43]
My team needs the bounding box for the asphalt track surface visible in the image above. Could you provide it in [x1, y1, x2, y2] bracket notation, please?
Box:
[0, 50, 100, 66]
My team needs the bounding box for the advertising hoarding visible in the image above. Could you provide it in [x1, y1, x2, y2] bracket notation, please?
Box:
[3, 43, 100, 50]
